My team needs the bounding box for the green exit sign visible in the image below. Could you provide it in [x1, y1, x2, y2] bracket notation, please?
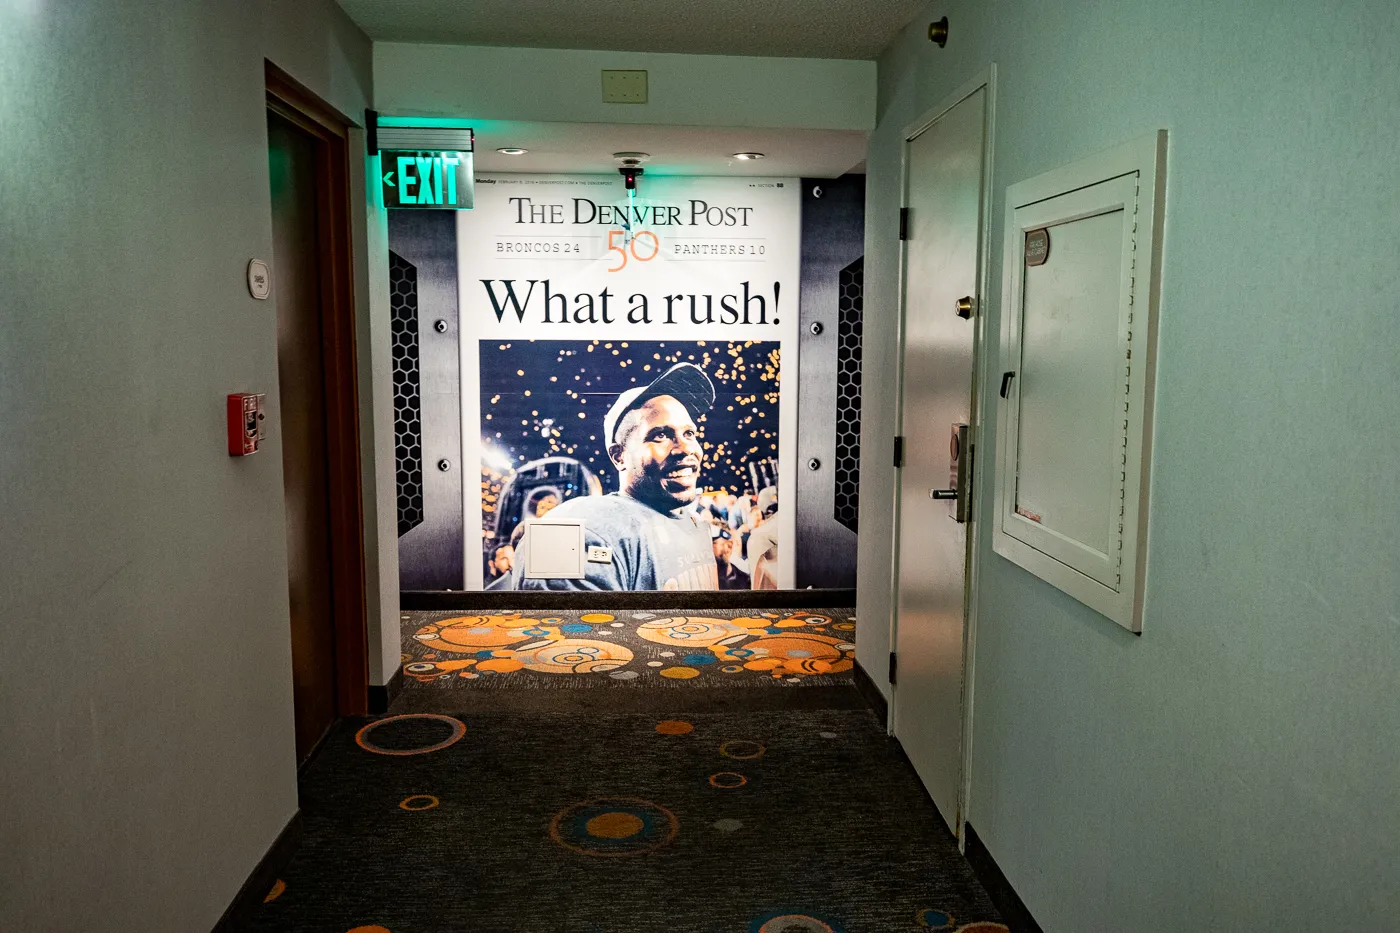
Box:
[382, 150, 474, 209]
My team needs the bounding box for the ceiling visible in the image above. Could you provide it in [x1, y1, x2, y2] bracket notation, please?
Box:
[469, 120, 867, 177]
[338, 0, 923, 60]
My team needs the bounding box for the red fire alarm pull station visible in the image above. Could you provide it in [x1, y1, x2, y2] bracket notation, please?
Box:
[227, 393, 266, 456]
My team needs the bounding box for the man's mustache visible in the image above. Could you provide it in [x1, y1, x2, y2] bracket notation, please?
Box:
[660, 453, 701, 471]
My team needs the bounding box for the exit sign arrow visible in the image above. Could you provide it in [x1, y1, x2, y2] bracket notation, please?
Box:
[382, 171, 395, 187]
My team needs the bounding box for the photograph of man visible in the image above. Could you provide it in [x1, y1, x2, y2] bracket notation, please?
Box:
[712, 527, 750, 590]
[746, 486, 780, 589]
[512, 362, 720, 590]
[484, 543, 515, 590]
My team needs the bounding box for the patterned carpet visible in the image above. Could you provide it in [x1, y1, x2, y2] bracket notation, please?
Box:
[249, 707, 1006, 933]
[399, 608, 858, 692]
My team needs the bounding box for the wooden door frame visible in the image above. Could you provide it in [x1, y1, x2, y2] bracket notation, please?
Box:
[886, 66, 997, 847]
[266, 61, 370, 717]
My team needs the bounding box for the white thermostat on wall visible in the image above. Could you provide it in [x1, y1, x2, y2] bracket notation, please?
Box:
[247, 259, 271, 300]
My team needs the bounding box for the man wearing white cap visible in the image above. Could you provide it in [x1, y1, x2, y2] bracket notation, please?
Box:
[512, 363, 720, 590]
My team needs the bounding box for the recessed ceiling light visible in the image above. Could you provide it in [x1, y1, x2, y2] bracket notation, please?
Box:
[496, 147, 529, 155]
[732, 152, 765, 160]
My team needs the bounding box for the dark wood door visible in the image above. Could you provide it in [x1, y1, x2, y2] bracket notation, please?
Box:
[267, 111, 338, 762]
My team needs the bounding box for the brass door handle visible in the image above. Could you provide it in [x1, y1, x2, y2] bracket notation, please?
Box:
[955, 296, 973, 319]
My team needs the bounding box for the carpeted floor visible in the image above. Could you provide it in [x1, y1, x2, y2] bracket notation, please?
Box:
[250, 706, 1005, 933]
[398, 608, 859, 693]
[244, 606, 1006, 932]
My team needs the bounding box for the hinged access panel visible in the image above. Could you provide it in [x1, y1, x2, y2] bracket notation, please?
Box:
[992, 132, 1167, 633]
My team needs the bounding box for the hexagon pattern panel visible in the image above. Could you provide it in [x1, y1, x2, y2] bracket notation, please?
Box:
[834, 256, 863, 534]
[390, 250, 425, 537]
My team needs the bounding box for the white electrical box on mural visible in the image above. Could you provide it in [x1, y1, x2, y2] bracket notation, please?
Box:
[521, 520, 586, 579]
[992, 131, 1167, 633]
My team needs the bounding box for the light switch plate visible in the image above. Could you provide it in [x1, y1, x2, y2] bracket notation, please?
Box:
[602, 70, 648, 104]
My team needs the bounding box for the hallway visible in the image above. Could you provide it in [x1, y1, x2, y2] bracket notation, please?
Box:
[248, 606, 1005, 933]
[9, 2, 1400, 931]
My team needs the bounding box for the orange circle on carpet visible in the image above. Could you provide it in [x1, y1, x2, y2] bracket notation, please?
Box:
[743, 658, 784, 671]
[585, 812, 645, 838]
[719, 740, 766, 760]
[412, 615, 531, 651]
[709, 771, 748, 788]
[264, 879, 285, 903]
[656, 720, 694, 735]
[399, 795, 439, 811]
[580, 613, 615, 623]
[355, 714, 465, 757]
[550, 797, 679, 857]
[659, 666, 700, 679]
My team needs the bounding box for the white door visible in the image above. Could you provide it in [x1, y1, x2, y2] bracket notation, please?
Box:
[892, 85, 988, 833]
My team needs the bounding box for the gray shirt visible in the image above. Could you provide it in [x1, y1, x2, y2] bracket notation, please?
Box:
[512, 493, 719, 591]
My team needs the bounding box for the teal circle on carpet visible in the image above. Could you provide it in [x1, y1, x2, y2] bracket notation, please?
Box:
[549, 797, 678, 857]
[916, 908, 955, 929]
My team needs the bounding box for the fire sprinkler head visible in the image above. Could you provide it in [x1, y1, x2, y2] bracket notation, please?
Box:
[613, 153, 649, 191]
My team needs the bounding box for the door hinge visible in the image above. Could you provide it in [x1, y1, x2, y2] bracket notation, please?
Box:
[889, 651, 898, 685]
[899, 207, 910, 240]
[893, 435, 905, 468]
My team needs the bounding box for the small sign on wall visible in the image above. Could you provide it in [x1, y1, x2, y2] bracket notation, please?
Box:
[1025, 228, 1050, 266]
[247, 259, 271, 299]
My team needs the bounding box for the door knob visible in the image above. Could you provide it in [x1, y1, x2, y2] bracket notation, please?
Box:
[929, 489, 958, 500]
[955, 296, 973, 319]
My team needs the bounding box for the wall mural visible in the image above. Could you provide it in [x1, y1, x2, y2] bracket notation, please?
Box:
[463, 173, 798, 591]
[390, 172, 864, 592]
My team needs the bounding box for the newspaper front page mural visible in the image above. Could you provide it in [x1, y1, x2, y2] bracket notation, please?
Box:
[462, 173, 799, 591]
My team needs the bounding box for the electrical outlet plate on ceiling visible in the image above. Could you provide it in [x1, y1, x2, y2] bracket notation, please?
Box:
[602, 70, 648, 104]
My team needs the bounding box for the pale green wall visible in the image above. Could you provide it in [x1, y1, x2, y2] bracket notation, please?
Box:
[861, 0, 1400, 929]
[374, 41, 876, 129]
[0, 2, 386, 929]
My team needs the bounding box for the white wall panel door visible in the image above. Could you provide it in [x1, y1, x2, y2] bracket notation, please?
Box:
[992, 133, 1167, 633]
[892, 86, 987, 833]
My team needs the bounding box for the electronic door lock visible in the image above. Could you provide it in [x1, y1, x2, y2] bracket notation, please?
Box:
[946, 423, 970, 522]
